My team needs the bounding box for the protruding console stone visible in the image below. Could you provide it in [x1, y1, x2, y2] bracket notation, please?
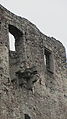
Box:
[15, 66, 38, 89]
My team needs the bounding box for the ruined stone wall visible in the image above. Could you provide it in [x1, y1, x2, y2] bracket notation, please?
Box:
[0, 4, 67, 119]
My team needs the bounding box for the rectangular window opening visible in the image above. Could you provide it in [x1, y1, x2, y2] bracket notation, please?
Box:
[44, 48, 54, 73]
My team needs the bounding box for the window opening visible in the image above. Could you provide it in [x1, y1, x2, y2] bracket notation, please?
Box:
[0, 22, 1, 29]
[24, 114, 31, 119]
[44, 48, 54, 73]
[44, 49, 51, 69]
[9, 24, 22, 52]
[9, 33, 15, 51]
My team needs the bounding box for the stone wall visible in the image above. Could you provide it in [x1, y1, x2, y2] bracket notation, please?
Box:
[0, 4, 67, 119]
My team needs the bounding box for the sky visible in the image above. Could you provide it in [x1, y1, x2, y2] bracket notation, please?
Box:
[0, 0, 67, 56]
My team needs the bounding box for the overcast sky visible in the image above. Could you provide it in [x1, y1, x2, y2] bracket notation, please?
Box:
[0, 0, 67, 55]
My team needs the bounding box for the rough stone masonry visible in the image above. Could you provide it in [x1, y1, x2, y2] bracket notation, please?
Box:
[0, 4, 67, 119]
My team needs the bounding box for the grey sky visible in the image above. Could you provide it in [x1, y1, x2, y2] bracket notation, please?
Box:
[0, 0, 67, 55]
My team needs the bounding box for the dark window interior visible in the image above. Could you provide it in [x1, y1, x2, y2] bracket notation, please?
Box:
[25, 114, 31, 119]
[44, 49, 51, 70]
